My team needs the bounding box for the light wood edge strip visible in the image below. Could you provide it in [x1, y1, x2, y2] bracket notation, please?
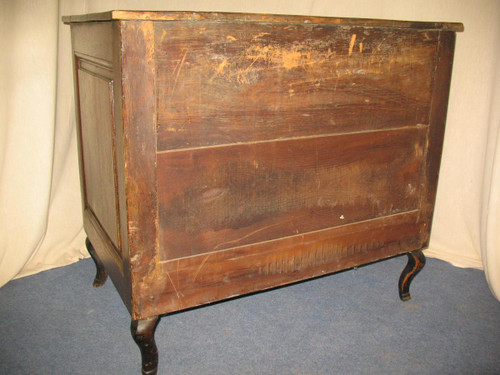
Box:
[157, 124, 429, 154]
[62, 11, 464, 32]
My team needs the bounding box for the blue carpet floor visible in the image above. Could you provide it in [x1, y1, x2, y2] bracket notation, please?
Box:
[1, 255, 499, 374]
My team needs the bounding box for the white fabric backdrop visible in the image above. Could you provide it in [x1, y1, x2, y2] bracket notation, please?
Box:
[1, 0, 499, 300]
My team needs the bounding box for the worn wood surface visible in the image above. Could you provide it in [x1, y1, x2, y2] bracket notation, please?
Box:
[158, 127, 427, 260]
[63, 10, 464, 33]
[111, 20, 130, 286]
[118, 21, 160, 320]
[140, 211, 426, 316]
[67, 13, 461, 322]
[67, 12, 461, 374]
[156, 22, 437, 150]
[420, 31, 457, 246]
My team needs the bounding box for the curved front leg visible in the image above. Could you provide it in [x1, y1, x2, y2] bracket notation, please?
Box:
[131, 316, 160, 375]
[398, 250, 426, 301]
[85, 238, 108, 287]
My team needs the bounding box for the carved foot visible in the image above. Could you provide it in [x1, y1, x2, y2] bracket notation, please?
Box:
[85, 238, 108, 287]
[131, 316, 160, 375]
[398, 250, 426, 301]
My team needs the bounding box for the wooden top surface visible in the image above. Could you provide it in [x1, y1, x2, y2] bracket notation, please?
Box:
[62, 10, 463, 32]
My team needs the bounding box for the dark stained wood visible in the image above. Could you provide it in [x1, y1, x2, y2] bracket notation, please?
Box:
[118, 20, 160, 320]
[77, 66, 120, 249]
[65, 11, 462, 374]
[85, 237, 108, 287]
[70, 19, 134, 311]
[399, 249, 426, 301]
[139, 211, 426, 316]
[131, 316, 160, 375]
[83, 207, 131, 310]
[158, 127, 427, 260]
[420, 31, 457, 245]
[156, 22, 438, 150]
[63, 10, 464, 33]
[111, 20, 131, 288]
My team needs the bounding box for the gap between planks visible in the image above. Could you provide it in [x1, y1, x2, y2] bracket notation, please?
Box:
[158, 208, 421, 264]
[156, 123, 429, 154]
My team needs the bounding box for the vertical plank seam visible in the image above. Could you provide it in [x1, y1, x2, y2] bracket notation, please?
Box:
[417, 31, 442, 225]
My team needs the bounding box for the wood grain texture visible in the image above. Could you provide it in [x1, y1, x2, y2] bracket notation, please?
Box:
[158, 127, 427, 260]
[77, 66, 121, 250]
[420, 31, 457, 245]
[71, 20, 134, 311]
[111, 20, 130, 276]
[66, 14, 461, 326]
[140, 211, 426, 316]
[63, 11, 464, 32]
[156, 22, 437, 150]
[119, 20, 160, 320]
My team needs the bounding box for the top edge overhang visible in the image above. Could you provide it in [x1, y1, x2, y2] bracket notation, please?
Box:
[62, 10, 464, 32]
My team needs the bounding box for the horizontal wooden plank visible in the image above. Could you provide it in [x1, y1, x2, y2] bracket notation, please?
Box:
[138, 210, 427, 317]
[156, 22, 437, 150]
[63, 11, 464, 32]
[158, 127, 427, 260]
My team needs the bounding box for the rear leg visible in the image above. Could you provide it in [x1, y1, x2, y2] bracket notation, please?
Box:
[85, 238, 108, 287]
[398, 250, 426, 301]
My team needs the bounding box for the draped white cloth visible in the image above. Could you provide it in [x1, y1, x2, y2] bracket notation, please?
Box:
[1, 0, 499, 300]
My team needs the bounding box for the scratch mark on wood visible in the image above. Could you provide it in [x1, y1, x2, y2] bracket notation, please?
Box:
[349, 34, 357, 56]
[240, 56, 259, 82]
[216, 59, 228, 75]
[245, 44, 312, 71]
[253, 32, 270, 40]
[171, 48, 189, 96]
[192, 254, 211, 282]
[212, 217, 301, 251]
[164, 269, 182, 301]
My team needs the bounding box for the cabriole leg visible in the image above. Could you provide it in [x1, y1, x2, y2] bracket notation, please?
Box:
[398, 249, 426, 301]
[131, 316, 160, 375]
[85, 237, 108, 287]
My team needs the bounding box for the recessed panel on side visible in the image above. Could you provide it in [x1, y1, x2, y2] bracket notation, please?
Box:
[77, 66, 121, 252]
[158, 126, 427, 261]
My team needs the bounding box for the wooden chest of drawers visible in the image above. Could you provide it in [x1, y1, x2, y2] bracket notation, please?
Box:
[63, 11, 462, 374]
